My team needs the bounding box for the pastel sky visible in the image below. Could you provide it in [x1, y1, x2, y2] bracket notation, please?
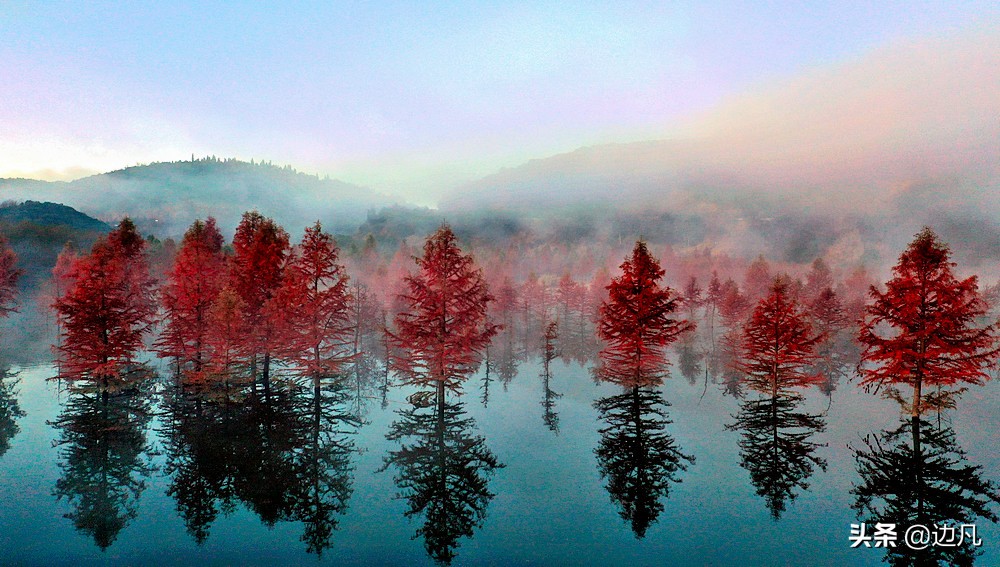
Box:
[1, 2, 997, 204]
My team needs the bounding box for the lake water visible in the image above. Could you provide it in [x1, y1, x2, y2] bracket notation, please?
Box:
[1, 355, 999, 566]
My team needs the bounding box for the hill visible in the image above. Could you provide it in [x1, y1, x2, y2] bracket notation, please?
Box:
[0, 200, 111, 232]
[0, 201, 109, 289]
[0, 157, 393, 238]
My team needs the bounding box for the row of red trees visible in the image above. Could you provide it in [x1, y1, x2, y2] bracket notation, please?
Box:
[53, 213, 356, 391]
[46, 208, 999, 418]
[593, 228, 999, 420]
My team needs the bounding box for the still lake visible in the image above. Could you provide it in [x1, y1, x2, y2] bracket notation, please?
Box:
[1, 354, 999, 566]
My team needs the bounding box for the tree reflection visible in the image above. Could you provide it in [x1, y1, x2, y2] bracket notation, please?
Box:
[51, 380, 154, 550]
[853, 417, 1000, 567]
[541, 368, 561, 434]
[383, 397, 504, 565]
[493, 325, 520, 390]
[727, 394, 827, 519]
[595, 387, 693, 538]
[163, 380, 358, 555]
[0, 364, 24, 458]
[677, 336, 703, 387]
[293, 380, 359, 556]
[541, 320, 561, 433]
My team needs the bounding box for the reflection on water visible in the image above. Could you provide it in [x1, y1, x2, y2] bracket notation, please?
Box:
[163, 378, 359, 556]
[0, 363, 24, 458]
[727, 394, 826, 519]
[595, 387, 693, 538]
[853, 417, 1000, 566]
[383, 397, 504, 565]
[51, 379, 155, 550]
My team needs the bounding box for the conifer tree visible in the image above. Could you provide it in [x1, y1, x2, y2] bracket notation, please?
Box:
[738, 279, 823, 396]
[858, 228, 999, 417]
[156, 218, 226, 375]
[229, 211, 289, 386]
[391, 225, 497, 397]
[54, 219, 157, 384]
[274, 221, 353, 381]
[596, 241, 691, 387]
[0, 234, 20, 319]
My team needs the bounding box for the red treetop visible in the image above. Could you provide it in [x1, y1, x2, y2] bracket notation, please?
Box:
[737, 278, 823, 397]
[391, 224, 497, 394]
[54, 218, 158, 382]
[0, 234, 21, 319]
[597, 241, 692, 388]
[156, 218, 227, 371]
[228, 211, 290, 369]
[229, 211, 290, 322]
[858, 228, 999, 416]
[273, 221, 353, 379]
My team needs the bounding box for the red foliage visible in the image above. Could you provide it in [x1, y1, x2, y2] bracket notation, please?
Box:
[556, 272, 581, 324]
[229, 211, 290, 378]
[53, 219, 157, 383]
[0, 234, 21, 319]
[273, 221, 353, 379]
[717, 278, 751, 326]
[202, 287, 246, 385]
[390, 225, 497, 394]
[743, 255, 772, 301]
[858, 228, 999, 416]
[596, 241, 692, 387]
[737, 279, 823, 396]
[803, 258, 834, 304]
[156, 218, 227, 372]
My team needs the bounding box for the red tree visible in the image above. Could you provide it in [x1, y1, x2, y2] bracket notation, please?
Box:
[737, 279, 823, 397]
[391, 224, 497, 397]
[203, 287, 247, 388]
[229, 211, 290, 384]
[156, 218, 226, 375]
[596, 241, 692, 388]
[273, 221, 353, 381]
[803, 258, 834, 304]
[743, 255, 772, 301]
[0, 234, 21, 319]
[54, 219, 157, 385]
[858, 228, 999, 417]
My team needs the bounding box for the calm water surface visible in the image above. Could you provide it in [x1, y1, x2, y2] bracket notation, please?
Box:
[1, 357, 999, 566]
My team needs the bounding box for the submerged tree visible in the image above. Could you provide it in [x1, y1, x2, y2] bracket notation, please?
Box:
[727, 395, 826, 519]
[853, 417, 1000, 566]
[391, 225, 497, 397]
[274, 221, 353, 382]
[596, 241, 691, 387]
[229, 211, 290, 388]
[0, 233, 21, 320]
[595, 387, 693, 538]
[738, 279, 823, 396]
[858, 228, 1000, 418]
[52, 379, 154, 550]
[156, 218, 227, 378]
[808, 287, 856, 398]
[383, 399, 504, 565]
[53, 219, 157, 386]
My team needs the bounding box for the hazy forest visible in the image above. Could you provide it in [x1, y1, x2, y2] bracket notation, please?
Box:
[0, 178, 999, 564]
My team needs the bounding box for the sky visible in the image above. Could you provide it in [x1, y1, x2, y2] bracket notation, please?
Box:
[1, 1, 997, 204]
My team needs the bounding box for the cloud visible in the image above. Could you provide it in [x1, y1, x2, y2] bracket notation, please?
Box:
[676, 27, 1000, 194]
